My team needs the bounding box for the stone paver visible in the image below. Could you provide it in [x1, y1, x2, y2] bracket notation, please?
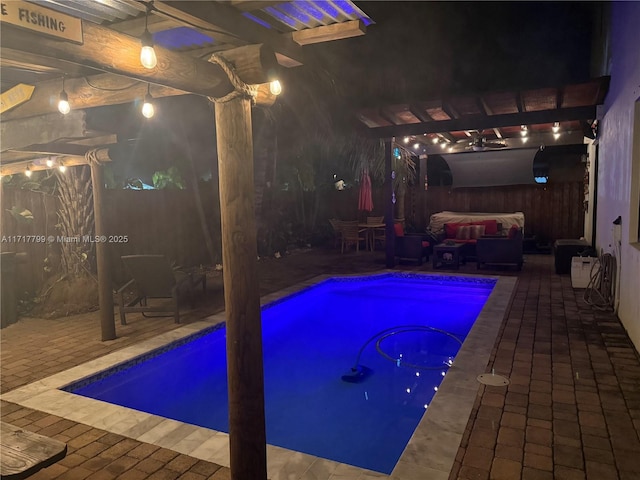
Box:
[2, 251, 639, 479]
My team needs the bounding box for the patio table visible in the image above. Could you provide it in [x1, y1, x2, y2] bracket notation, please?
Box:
[358, 222, 385, 251]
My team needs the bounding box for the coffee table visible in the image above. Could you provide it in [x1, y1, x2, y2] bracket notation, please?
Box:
[433, 242, 466, 269]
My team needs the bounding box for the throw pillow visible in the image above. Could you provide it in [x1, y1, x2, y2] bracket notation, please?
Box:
[508, 224, 520, 239]
[394, 223, 404, 237]
[470, 225, 486, 239]
[456, 225, 471, 240]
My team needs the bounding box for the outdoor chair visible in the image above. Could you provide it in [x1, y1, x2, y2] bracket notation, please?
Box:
[366, 216, 386, 249]
[476, 226, 524, 270]
[329, 218, 343, 248]
[340, 222, 367, 253]
[114, 255, 206, 324]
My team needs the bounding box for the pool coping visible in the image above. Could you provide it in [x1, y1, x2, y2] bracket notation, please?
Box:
[1, 271, 517, 480]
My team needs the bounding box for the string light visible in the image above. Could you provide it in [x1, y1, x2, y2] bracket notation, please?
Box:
[141, 84, 154, 118]
[58, 161, 67, 173]
[24, 165, 32, 177]
[269, 80, 282, 96]
[552, 121, 560, 133]
[140, 4, 157, 69]
[58, 76, 70, 115]
[46, 158, 54, 168]
[520, 125, 528, 137]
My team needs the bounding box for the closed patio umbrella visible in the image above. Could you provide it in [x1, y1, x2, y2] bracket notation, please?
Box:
[358, 170, 374, 212]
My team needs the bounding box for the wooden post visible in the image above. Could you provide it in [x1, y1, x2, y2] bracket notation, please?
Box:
[214, 96, 267, 480]
[384, 139, 396, 268]
[90, 157, 116, 341]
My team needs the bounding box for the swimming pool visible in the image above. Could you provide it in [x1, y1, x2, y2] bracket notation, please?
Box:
[63, 273, 495, 474]
[2, 271, 516, 479]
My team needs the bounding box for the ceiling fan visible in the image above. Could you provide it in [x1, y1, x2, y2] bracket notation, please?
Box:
[459, 132, 508, 151]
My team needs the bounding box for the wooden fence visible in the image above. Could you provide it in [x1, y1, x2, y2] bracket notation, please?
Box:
[2, 180, 584, 296]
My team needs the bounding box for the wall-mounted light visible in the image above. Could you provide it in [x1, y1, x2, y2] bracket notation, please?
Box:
[58, 76, 70, 115]
[552, 121, 560, 133]
[141, 84, 154, 118]
[269, 80, 282, 96]
[140, 4, 157, 69]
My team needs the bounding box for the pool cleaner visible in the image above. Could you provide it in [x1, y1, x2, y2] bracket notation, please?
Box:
[341, 325, 462, 383]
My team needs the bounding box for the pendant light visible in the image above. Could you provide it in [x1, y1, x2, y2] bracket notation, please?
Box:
[142, 84, 154, 118]
[58, 76, 70, 115]
[140, 3, 157, 69]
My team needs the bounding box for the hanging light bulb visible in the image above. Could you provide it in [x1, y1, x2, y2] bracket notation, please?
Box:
[520, 125, 528, 137]
[58, 164, 67, 173]
[269, 80, 282, 96]
[58, 77, 70, 115]
[25, 165, 32, 177]
[552, 121, 560, 133]
[46, 158, 54, 168]
[141, 84, 154, 118]
[140, 4, 157, 69]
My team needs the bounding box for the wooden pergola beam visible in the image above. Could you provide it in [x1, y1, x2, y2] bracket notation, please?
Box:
[0, 21, 277, 103]
[366, 106, 598, 138]
[0, 73, 187, 121]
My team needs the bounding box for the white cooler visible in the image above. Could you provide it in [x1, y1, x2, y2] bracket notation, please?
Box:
[571, 256, 598, 288]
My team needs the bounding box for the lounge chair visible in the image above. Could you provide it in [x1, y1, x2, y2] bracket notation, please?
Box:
[114, 255, 206, 324]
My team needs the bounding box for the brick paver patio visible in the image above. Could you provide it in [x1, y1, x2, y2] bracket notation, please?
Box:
[1, 250, 639, 479]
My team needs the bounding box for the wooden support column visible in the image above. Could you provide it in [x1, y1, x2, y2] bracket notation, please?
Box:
[384, 139, 396, 268]
[214, 96, 267, 480]
[89, 153, 115, 341]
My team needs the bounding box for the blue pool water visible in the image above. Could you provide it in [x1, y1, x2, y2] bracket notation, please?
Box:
[65, 273, 495, 473]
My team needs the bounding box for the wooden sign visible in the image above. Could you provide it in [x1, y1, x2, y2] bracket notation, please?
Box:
[0, 83, 35, 113]
[1, 1, 83, 43]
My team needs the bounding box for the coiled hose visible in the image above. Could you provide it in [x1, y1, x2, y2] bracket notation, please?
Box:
[583, 252, 616, 311]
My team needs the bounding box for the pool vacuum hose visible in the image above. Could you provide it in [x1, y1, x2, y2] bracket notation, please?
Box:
[341, 325, 462, 383]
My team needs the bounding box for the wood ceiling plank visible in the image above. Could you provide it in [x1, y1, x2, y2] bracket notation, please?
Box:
[291, 20, 366, 45]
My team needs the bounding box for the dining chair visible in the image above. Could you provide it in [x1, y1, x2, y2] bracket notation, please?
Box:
[366, 216, 385, 249]
[340, 222, 367, 253]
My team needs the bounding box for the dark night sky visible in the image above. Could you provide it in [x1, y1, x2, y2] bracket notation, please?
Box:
[310, 1, 596, 106]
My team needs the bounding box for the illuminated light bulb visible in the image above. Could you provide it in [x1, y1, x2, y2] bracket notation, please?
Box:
[552, 122, 560, 133]
[413, 143, 419, 149]
[432, 137, 439, 144]
[142, 100, 154, 119]
[424, 404, 429, 409]
[520, 125, 528, 137]
[58, 164, 67, 173]
[522, 136, 529, 144]
[58, 90, 70, 115]
[25, 166, 32, 178]
[403, 137, 410, 144]
[448, 146, 454, 152]
[142, 84, 154, 118]
[553, 133, 561, 140]
[46, 158, 54, 168]
[441, 371, 446, 376]
[269, 80, 282, 96]
[441, 142, 447, 150]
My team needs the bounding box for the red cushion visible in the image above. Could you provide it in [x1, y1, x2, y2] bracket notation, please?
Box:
[394, 223, 404, 237]
[508, 224, 520, 239]
[475, 219, 498, 235]
[422, 241, 430, 248]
